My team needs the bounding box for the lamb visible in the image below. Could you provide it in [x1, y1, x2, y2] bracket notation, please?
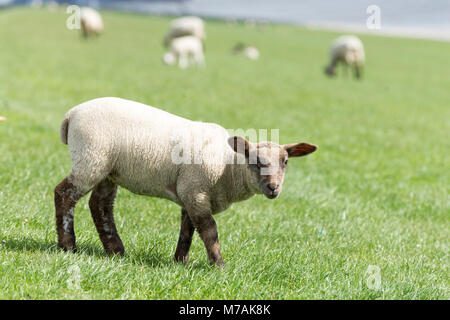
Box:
[0, 116, 6, 121]
[163, 36, 205, 69]
[243, 46, 260, 60]
[233, 43, 260, 60]
[80, 7, 104, 38]
[164, 16, 206, 47]
[325, 35, 365, 79]
[54, 97, 317, 266]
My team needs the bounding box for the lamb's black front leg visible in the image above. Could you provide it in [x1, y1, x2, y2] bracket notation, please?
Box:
[174, 208, 195, 263]
[178, 190, 225, 267]
[193, 214, 225, 267]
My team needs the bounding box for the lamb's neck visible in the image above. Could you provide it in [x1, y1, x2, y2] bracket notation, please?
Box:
[222, 162, 257, 204]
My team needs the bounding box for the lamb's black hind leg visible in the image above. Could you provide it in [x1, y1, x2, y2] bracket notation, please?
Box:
[89, 179, 125, 255]
[55, 177, 86, 252]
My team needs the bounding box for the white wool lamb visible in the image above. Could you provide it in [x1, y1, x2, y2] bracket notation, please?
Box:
[54, 97, 317, 266]
[233, 43, 260, 60]
[80, 7, 104, 38]
[163, 36, 205, 68]
[164, 16, 205, 47]
[325, 35, 365, 79]
[244, 46, 260, 60]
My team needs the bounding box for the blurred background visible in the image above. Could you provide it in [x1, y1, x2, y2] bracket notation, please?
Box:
[0, 0, 448, 299]
[2, 0, 450, 41]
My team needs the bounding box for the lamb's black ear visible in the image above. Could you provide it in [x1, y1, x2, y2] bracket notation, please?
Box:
[228, 136, 251, 158]
[284, 142, 318, 157]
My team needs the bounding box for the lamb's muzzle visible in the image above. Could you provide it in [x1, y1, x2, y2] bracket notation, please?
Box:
[54, 97, 317, 266]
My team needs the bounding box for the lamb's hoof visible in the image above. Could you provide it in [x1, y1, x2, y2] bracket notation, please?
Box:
[107, 248, 125, 257]
[174, 254, 189, 264]
[58, 240, 77, 253]
[104, 239, 125, 256]
[211, 259, 225, 268]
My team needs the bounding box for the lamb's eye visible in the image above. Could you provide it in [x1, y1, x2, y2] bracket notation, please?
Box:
[256, 158, 267, 169]
[256, 159, 263, 168]
[284, 159, 288, 166]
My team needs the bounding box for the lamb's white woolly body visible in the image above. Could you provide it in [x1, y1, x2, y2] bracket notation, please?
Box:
[326, 35, 365, 78]
[62, 97, 256, 215]
[164, 16, 206, 47]
[164, 36, 205, 68]
[80, 7, 103, 37]
[330, 35, 365, 66]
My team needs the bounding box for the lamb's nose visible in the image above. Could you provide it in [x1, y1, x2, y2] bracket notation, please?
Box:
[267, 183, 278, 192]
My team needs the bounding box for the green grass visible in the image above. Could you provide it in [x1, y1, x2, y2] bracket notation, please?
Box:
[0, 7, 449, 299]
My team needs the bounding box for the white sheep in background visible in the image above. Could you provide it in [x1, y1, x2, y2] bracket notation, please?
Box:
[163, 36, 205, 69]
[54, 97, 317, 266]
[80, 7, 104, 38]
[0, 116, 6, 122]
[325, 35, 365, 79]
[244, 46, 260, 60]
[233, 43, 260, 60]
[164, 16, 206, 47]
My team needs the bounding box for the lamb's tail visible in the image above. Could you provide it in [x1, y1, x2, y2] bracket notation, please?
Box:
[60, 110, 72, 145]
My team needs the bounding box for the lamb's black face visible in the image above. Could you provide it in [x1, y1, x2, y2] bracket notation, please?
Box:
[228, 136, 318, 200]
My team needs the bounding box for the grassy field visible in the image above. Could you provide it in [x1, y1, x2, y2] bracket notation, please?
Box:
[0, 7, 448, 299]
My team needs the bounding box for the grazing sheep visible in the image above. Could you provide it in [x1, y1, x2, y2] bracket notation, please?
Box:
[244, 46, 260, 60]
[233, 43, 260, 60]
[163, 36, 205, 69]
[164, 16, 205, 47]
[0, 116, 6, 121]
[55, 97, 317, 266]
[325, 35, 365, 79]
[80, 7, 103, 38]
